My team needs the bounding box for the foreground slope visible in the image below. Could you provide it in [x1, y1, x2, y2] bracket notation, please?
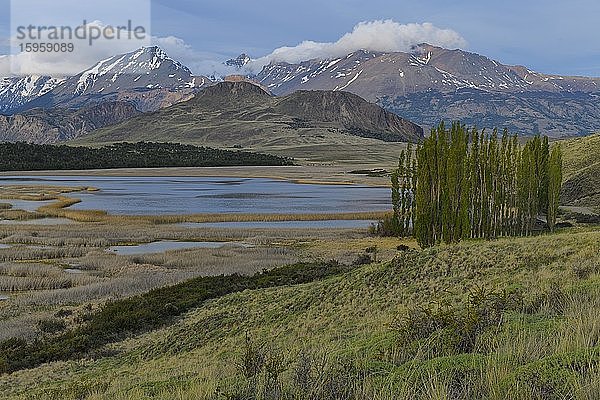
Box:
[560, 133, 600, 209]
[2, 229, 600, 399]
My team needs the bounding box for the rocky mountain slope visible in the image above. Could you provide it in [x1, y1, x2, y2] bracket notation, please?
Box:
[78, 81, 423, 149]
[250, 44, 600, 136]
[379, 89, 600, 138]
[0, 76, 64, 114]
[0, 102, 140, 144]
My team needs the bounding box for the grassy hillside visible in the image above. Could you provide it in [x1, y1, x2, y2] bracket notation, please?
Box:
[560, 133, 600, 209]
[2, 229, 600, 399]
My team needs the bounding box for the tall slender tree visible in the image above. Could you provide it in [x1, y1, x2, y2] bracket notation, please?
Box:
[547, 145, 563, 232]
[409, 122, 562, 248]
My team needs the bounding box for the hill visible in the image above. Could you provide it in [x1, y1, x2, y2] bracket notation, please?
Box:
[2, 230, 600, 399]
[560, 133, 600, 209]
[76, 81, 423, 159]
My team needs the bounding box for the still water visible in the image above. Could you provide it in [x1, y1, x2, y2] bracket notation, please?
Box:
[0, 176, 391, 216]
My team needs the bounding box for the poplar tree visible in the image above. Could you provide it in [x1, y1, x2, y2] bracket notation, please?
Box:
[409, 122, 562, 248]
[547, 145, 562, 232]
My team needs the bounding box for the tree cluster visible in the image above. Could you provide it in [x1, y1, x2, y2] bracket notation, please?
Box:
[0, 142, 293, 172]
[390, 122, 563, 248]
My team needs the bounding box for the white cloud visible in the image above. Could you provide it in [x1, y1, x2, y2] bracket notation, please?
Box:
[152, 36, 236, 77]
[2, 20, 149, 77]
[248, 20, 467, 72]
[1, 20, 467, 78]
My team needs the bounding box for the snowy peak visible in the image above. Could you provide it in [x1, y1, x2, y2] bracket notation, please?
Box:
[225, 53, 252, 69]
[0, 76, 64, 114]
[9, 46, 214, 113]
[256, 49, 380, 95]
[71, 46, 197, 96]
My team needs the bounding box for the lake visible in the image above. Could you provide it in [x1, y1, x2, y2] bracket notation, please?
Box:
[107, 241, 244, 255]
[2, 199, 54, 212]
[0, 176, 391, 216]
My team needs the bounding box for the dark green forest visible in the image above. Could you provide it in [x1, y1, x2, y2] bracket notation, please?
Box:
[0, 142, 293, 171]
[384, 122, 563, 248]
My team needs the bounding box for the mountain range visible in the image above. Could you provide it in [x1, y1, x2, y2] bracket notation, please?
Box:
[252, 44, 600, 137]
[0, 43, 599, 146]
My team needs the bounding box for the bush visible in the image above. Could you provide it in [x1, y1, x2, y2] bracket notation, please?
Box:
[505, 347, 600, 399]
[373, 216, 403, 237]
[525, 283, 568, 315]
[37, 319, 67, 334]
[393, 288, 523, 360]
[353, 254, 372, 266]
[54, 309, 73, 318]
[216, 341, 366, 400]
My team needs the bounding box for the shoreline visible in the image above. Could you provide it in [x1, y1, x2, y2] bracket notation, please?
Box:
[0, 165, 393, 188]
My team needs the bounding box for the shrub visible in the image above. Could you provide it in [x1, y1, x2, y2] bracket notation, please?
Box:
[54, 309, 73, 318]
[393, 288, 523, 360]
[217, 343, 366, 400]
[37, 319, 67, 334]
[505, 347, 600, 399]
[373, 216, 403, 237]
[353, 254, 372, 266]
[525, 283, 568, 315]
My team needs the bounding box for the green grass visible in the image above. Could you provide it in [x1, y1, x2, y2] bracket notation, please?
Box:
[560, 133, 600, 209]
[1, 228, 599, 399]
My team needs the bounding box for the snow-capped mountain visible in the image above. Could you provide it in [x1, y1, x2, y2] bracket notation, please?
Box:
[5, 46, 212, 113]
[0, 76, 64, 114]
[253, 44, 600, 99]
[239, 44, 600, 136]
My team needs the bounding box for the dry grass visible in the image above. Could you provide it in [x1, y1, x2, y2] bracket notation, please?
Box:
[0, 228, 598, 399]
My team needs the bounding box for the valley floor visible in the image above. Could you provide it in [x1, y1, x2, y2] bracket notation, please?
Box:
[1, 224, 599, 399]
[0, 173, 599, 399]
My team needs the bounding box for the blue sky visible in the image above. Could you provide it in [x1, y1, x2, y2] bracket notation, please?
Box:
[1, 0, 599, 77]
